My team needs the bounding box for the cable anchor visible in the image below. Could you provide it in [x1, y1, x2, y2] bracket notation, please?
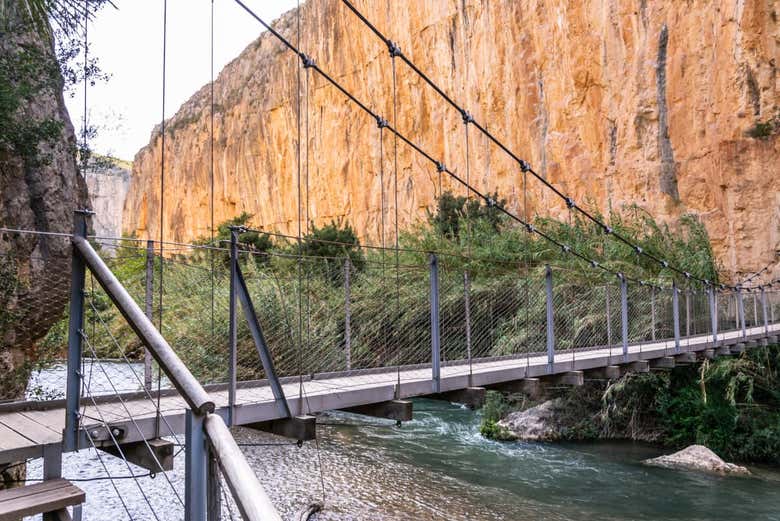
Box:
[461, 109, 474, 124]
[375, 115, 388, 128]
[387, 40, 401, 57]
[435, 161, 446, 173]
[299, 53, 315, 69]
[519, 159, 531, 173]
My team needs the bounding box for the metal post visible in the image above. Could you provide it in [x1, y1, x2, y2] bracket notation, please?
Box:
[42, 444, 63, 521]
[207, 447, 221, 521]
[430, 254, 441, 393]
[761, 287, 769, 335]
[65, 211, 88, 452]
[605, 285, 612, 347]
[709, 287, 718, 345]
[545, 265, 555, 370]
[228, 229, 238, 426]
[620, 275, 628, 360]
[672, 281, 680, 353]
[650, 286, 656, 341]
[737, 286, 746, 338]
[344, 258, 351, 371]
[753, 293, 759, 328]
[185, 410, 208, 521]
[685, 289, 691, 338]
[464, 270, 472, 384]
[144, 240, 154, 391]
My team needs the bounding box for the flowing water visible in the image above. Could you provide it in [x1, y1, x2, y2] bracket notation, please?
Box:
[22, 366, 780, 520]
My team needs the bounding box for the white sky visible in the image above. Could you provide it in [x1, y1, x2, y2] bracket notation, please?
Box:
[64, 0, 299, 161]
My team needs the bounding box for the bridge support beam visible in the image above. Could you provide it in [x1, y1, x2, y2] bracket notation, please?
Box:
[548, 371, 583, 386]
[700, 349, 715, 360]
[745, 340, 758, 349]
[674, 352, 696, 365]
[427, 387, 486, 409]
[650, 357, 675, 370]
[731, 342, 745, 354]
[585, 366, 621, 380]
[489, 378, 542, 398]
[245, 415, 316, 442]
[622, 360, 649, 374]
[341, 400, 413, 422]
[715, 344, 732, 356]
[768, 335, 779, 345]
[101, 438, 175, 473]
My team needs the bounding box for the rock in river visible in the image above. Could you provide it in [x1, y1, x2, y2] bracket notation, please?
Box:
[643, 445, 750, 476]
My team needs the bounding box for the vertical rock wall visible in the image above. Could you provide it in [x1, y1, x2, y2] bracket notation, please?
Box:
[124, 0, 780, 280]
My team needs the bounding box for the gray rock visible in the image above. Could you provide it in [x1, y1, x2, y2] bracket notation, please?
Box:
[498, 399, 564, 441]
[643, 445, 750, 476]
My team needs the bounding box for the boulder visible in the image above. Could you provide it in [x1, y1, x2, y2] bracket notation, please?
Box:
[498, 399, 564, 441]
[643, 445, 750, 476]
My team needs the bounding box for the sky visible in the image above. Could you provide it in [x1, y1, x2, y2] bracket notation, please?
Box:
[63, 0, 299, 161]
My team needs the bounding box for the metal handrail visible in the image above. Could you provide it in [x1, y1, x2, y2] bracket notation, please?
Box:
[73, 236, 282, 520]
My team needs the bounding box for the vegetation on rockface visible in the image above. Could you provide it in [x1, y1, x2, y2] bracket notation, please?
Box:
[482, 344, 780, 464]
[745, 110, 780, 140]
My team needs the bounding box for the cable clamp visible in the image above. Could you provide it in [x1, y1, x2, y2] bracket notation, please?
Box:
[461, 109, 474, 124]
[436, 161, 446, 173]
[387, 40, 401, 57]
[519, 159, 531, 173]
[616, 272, 624, 281]
[590, 260, 599, 268]
[299, 53, 315, 69]
[375, 115, 388, 128]
[525, 223, 535, 233]
[561, 244, 571, 253]
[684, 271, 691, 279]
[486, 197, 496, 207]
[661, 260, 669, 268]
[565, 197, 575, 209]
[604, 225, 613, 235]
[634, 245, 643, 254]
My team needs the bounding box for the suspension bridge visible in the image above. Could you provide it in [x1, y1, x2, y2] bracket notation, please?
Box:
[1, 1, 779, 520]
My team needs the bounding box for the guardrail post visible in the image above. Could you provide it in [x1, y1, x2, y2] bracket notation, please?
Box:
[464, 270, 472, 384]
[185, 410, 208, 521]
[620, 274, 628, 360]
[65, 210, 89, 452]
[672, 281, 680, 353]
[144, 240, 154, 391]
[685, 288, 691, 338]
[753, 292, 759, 328]
[737, 286, 746, 338]
[207, 447, 221, 521]
[545, 265, 555, 370]
[708, 286, 718, 345]
[650, 286, 656, 341]
[344, 258, 351, 371]
[430, 254, 441, 393]
[605, 285, 612, 347]
[228, 228, 239, 426]
[761, 287, 769, 335]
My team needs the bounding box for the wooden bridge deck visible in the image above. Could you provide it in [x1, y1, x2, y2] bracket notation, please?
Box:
[0, 323, 777, 464]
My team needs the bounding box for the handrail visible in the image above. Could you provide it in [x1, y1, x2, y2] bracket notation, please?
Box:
[72, 236, 282, 520]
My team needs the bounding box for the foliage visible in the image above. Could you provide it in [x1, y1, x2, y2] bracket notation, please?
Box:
[299, 220, 365, 282]
[479, 391, 515, 440]
[428, 190, 505, 240]
[745, 111, 779, 140]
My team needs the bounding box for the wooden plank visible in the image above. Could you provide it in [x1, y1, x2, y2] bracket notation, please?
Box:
[0, 413, 60, 445]
[0, 423, 35, 451]
[0, 479, 84, 519]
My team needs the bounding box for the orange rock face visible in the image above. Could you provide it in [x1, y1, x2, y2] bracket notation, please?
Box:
[124, 0, 780, 282]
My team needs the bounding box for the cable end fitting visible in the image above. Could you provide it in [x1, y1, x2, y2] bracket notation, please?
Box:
[299, 53, 315, 69]
[387, 40, 401, 57]
[519, 159, 531, 173]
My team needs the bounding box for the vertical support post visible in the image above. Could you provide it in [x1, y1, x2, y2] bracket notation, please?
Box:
[42, 444, 63, 521]
[185, 410, 207, 521]
[144, 239, 154, 391]
[545, 265, 555, 370]
[464, 270, 472, 384]
[228, 229, 239, 426]
[761, 287, 769, 335]
[672, 281, 680, 353]
[685, 289, 691, 338]
[429, 254, 441, 393]
[65, 211, 88, 452]
[344, 258, 351, 371]
[620, 275, 628, 360]
[605, 285, 612, 347]
[207, 446, 221, 521]
[753, 293, 759, 328]
[650, 286, 656, 341]
[709, 286, 718, 345]
[737, 286, 746, 338]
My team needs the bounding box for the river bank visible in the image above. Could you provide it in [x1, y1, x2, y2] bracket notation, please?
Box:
[483, 343, 780, 466]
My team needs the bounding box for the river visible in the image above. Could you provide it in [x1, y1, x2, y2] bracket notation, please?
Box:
[23, 367, 780, 520]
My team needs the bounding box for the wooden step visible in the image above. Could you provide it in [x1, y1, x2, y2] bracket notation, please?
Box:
[0, 479, 84, 521]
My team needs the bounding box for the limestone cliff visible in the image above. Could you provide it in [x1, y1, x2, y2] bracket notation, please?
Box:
[125, 0, 780, 281]
[0, 5, 88, 399]
[85, 157, 131, 250]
